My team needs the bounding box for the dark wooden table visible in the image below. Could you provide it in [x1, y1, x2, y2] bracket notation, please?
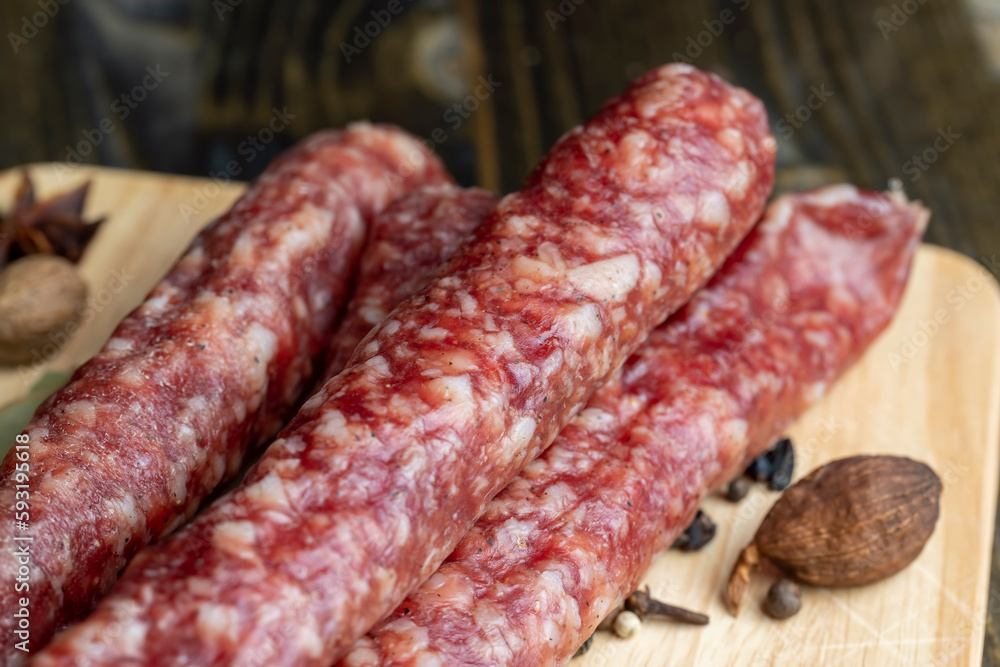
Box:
[1, 0, 999, 661]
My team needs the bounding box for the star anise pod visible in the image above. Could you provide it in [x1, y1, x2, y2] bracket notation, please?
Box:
[0, 171, 106, 271]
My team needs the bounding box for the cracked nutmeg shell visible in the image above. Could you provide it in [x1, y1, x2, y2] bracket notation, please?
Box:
[727, 455, 941, 614]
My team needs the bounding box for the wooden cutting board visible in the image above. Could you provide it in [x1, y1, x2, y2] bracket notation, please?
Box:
[0, 165, 998, 666]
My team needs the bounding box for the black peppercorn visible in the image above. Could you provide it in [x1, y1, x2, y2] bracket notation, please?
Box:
[744, 437, 795, 490]
[672, 509, 716, 551]
[767, 438, 795, 491]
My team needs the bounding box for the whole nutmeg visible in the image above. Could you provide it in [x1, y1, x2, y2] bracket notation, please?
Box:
[727, 455, 941, 614]
[0, 255, 88, 364]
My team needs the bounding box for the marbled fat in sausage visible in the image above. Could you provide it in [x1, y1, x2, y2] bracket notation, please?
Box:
[33, 63, 775, 665]
[340, 185, 929, 666]
[323, 185, 498, 380]
[0, 124, 450, 661]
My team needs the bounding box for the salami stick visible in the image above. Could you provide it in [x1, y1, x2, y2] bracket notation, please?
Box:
[34, 63, 775, 665]
[340, 185, 929, 666]
[0, 125, 449, 659]
[323, 185, 498, 380]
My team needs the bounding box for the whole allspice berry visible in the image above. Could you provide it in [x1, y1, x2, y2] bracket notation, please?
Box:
[726, 455, 941, 614]
[613, 610, 642, 639]
[765, 579, 801, 619]
[727, 477, 751, 502]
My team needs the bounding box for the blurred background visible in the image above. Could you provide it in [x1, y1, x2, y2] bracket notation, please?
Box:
[0, 0, 996, 255]
[0, 0, 998, 660]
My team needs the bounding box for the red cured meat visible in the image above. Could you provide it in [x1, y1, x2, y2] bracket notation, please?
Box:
[34, 63, 775, 666]
[339, 185, 929, 666]
[0, 124, 449, 661]
[323, 185, 498, 380]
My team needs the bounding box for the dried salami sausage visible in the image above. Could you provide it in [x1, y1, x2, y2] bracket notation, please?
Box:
[323, 185, 497, 380]
[0, 124, 450, 660]
[341, 186, 929, 666]
[34, 64, 775, 666]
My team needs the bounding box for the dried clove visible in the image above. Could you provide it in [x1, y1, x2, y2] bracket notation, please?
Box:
[727, 477, 751, 502]
[624, 588, 709, 625]
[672, 509, 716, 551]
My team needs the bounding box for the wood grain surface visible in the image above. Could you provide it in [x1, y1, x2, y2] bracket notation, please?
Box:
[0, 166, 998, 666]
[1, 0, 999, 661]
[577, 244, 1000, 667]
